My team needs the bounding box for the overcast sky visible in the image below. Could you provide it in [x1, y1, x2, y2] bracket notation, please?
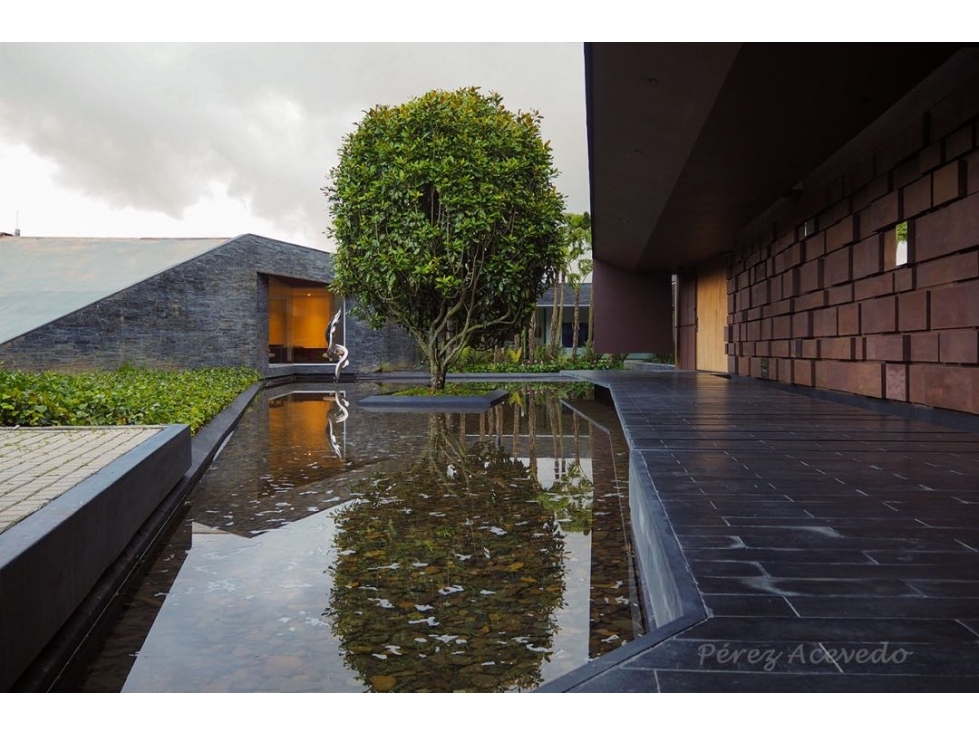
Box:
[0, 42, 588, 250]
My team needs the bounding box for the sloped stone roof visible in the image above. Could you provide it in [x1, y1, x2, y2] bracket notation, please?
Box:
[0, 236, 229, 344]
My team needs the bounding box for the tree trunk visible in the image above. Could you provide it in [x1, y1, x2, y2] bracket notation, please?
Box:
[586, 293, 595, 352]
[527, 308, 537, 364]
[555, 274, 566, 357]
[547, 283, 559, 357]
[571, 288, 581, 359]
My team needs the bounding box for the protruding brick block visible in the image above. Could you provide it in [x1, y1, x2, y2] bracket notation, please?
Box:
[824, 247, 852, 287]
[894, 267, 915, 293]
[945, 123, 974, 160]
[852, 235, 883, 280]
[825, 215, 858, 252]
[939, 329, 979, 364]
[933, 160, 966, 206]
[772, 315, 792, 340]
[792, 311, 813, 338]
[792, 359, 815, 386]
[812, 307, 838, 337]
[774, 242, 803, 274]
[751, 280, 770, 308]
[828, 284, 854, 306]
[914, 193, 979, 263]
[803, 233, 826, 262]
[838, 303, 861, 335]
[885, 364, 909, 402]
[798, 260, 822, 294]
[794, 291, 827, 312]
[865, 191, 902, 233]
[902, 176, 932, 219]
[909, 363, 979, 413]
[782, 269, 799, 298]
[916, 252, 979, 288]
[919, 141, 943, 172]
[861, 295, 897, 334]
[763, 299, 792, 318]
[820, 337, 854, 360]
[910, 332, 940, 362]
[969, 150, 979, 195]
[931, 280, 979, 329]
[771, 340, 790, 358]
[815, 360, 884, 398]
[893, 157, 920, 189]
[855, 273, 895, 301]
[865, 334, 909, 362]
[898, 290, 930, 332]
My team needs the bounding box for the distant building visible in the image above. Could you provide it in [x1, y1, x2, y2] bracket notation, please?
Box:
[0, 234, 417, 374]
[536, 282, 592, 350]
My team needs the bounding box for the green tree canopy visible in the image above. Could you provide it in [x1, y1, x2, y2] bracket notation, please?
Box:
[325, 87, 565, 389]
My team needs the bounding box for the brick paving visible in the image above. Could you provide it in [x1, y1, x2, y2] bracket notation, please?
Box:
[0, 427, 162, 533]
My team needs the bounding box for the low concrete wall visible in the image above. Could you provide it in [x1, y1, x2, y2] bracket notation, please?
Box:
[0, 425, 190, 691]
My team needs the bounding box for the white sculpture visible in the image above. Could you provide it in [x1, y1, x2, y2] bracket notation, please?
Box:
[324, 308, 349, 383]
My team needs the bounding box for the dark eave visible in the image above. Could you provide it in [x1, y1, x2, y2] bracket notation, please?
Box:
[586, 42, 965, 274]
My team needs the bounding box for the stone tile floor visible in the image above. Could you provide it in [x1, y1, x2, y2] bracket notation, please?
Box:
[0, 427, 162, 533]
[566, 370, 979, 692]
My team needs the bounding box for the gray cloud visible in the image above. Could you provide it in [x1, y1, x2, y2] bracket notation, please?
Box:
[0, 43, 588, 246]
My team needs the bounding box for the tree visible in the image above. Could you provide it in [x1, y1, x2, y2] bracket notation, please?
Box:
[546, 212, 591, 359]
[325, 88, 565, 390]
[563, 212, 592, 358]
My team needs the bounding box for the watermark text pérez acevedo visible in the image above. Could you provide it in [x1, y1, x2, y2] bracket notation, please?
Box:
[697, 642, 911, 672]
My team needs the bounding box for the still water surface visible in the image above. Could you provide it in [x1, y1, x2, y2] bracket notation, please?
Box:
[80, 381, 642, 692]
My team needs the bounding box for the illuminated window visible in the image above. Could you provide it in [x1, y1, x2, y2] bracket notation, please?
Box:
[268, 276, 339, 364]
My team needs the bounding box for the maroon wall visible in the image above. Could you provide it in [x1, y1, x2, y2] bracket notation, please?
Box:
[592, 261, 673, 355]
[726, 61, 979, 414]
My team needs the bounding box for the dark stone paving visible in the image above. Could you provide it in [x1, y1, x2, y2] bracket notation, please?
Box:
[563, 370, 979, 692]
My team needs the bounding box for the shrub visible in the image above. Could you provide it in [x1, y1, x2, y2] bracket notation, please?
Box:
[0, 366, 259, 434]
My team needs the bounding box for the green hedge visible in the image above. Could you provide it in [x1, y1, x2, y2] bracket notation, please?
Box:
[0, 366, 259, 434]
[457, 352, 626, 374]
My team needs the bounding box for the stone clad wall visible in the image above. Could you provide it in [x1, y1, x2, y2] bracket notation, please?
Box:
[726, 64, 979, 414]
[0, 234, 417, 374]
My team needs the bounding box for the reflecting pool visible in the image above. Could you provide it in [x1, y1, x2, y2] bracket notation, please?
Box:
[79, 381, 642, 692]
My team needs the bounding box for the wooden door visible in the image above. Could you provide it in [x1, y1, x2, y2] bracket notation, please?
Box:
[696, 261, 727, 372]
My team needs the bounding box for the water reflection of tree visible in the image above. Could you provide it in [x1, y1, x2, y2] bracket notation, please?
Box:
[326, 413, 566, 692]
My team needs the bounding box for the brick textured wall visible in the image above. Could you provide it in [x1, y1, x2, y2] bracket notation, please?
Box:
[0, 234, 418, 374]
[727, 67, 979, 415]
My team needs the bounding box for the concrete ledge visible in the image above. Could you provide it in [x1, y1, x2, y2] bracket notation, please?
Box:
[264, 363, 353, 381]
[0, 424, 191, 691]
[359, 388, 510, 413]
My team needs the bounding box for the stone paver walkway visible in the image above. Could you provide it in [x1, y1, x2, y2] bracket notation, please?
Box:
[0, 427, 162, 533]
[565, 370, 979, 692]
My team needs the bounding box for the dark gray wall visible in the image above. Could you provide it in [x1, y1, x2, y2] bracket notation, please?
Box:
[0, 234, 418, 374]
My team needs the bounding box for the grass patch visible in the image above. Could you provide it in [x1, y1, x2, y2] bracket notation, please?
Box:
[390, 384, 496, 397]
[390, 381, 594, 401]
[0, 365, 260, 434]
[456, 351, 626, 374]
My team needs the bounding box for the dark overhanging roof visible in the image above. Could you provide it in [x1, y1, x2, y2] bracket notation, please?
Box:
[585, 42, 966, 275]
